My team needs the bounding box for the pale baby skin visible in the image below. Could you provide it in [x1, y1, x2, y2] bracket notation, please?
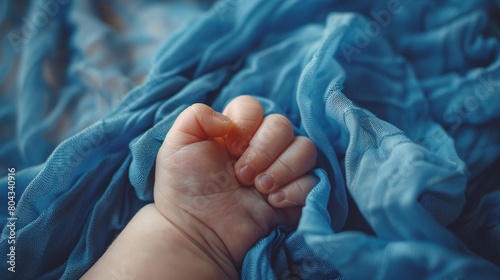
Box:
[83, 96, 318, 279]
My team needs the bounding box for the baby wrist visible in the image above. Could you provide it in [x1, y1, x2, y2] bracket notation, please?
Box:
[152, 203, 239, 279]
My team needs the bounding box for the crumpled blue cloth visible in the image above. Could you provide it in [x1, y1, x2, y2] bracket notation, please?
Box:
[1, 0, 500, 279]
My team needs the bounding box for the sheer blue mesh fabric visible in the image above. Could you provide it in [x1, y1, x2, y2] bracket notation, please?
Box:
[1, 0, 500, 279]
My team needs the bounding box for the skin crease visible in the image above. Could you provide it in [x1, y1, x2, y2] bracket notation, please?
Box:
[83, 96, 318, 279]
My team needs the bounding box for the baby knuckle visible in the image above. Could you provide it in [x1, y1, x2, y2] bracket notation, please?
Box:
[268, 114, 293, 135]
[298, 136, 316, 151]
[276, 158, 295, 179]
[298, 136, 317, 161]
[295, 177, 312, 197]
[250, 146, 274, 163]
[258, 125, 276, 144]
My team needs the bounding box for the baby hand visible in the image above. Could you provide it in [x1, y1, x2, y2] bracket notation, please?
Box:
[154, 96, 317, 269]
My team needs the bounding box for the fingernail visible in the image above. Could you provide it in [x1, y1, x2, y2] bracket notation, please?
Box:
[213, 111, 231, 122]
[257, 174, 274, 190]
[239, 165, 255, 183]
[271, 191, 285, 203]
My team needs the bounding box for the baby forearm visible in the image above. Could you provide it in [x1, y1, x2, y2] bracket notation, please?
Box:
[82, 204, 238, 280]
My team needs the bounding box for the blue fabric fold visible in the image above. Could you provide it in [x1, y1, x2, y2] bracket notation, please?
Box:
[1, 0, 500, 279]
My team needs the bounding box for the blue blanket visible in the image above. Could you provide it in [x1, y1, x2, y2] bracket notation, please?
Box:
[1, 0, 500, 279]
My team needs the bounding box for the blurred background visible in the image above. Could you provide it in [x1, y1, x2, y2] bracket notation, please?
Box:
[0, 0, 216, 176]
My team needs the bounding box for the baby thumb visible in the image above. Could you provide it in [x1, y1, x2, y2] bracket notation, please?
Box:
[163, 104, 233, 148]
